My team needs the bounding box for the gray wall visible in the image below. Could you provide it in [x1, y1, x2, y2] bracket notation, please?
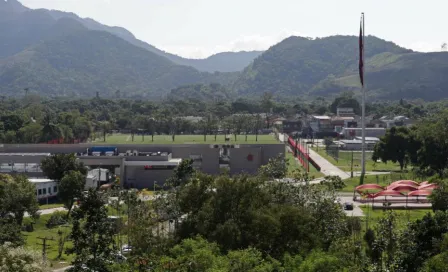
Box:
[230, 147, 262, 175]
[125, 166, 174, 189]
[0, 144, 285, 188]
[171, 146, 220, 174]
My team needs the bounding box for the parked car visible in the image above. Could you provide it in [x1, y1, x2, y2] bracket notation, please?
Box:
[343, 202, 354, 211]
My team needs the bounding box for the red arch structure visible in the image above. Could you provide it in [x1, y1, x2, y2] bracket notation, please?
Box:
[355, 180, 438, 199]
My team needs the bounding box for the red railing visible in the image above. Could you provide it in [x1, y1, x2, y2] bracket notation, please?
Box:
[287, 135, 321, 172]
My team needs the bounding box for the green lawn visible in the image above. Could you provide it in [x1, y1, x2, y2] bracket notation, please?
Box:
[286, 152, 324, 179]
[100, 134, 279, 144]
[22, 214, 74, 269]
[360, 205, 433, 229]
[39, 203, 64, 210]
[311, 147, 402, 172]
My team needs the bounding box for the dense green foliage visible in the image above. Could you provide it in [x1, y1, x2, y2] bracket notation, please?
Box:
[41, 154, 87, 181]
[0, 243, 50, 272]
[4, 1, 448, 100]
[373, 110, 448, 176]
[233, 35, 411, 97]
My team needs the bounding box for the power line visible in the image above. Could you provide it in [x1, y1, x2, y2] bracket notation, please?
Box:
[36, 236, 54, 263]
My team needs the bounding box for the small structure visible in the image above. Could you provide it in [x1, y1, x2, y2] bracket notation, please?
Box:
[336, 107, 355, 117]
[29, 178, 58, 202]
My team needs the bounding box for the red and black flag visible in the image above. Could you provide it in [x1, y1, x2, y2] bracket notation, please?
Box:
[359, 14, 364, 87]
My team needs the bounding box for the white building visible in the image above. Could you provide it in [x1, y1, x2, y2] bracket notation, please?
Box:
[29, 178, 58, 201]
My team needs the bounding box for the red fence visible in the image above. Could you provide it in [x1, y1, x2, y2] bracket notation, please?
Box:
[287, 135, 321, 172]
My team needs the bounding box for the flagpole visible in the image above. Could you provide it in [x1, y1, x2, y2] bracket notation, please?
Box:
[360, 12, 366, 184]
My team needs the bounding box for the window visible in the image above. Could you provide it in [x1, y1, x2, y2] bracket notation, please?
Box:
[48, 187, 52, 194]
[54, 186, 58, 193]
[38, 189, 42, 195]
[43, 188, 47, 195]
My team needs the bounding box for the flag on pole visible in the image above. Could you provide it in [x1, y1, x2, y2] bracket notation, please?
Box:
[359, 15, 364, 87]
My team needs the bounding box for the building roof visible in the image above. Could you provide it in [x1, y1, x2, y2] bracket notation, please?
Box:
[0, 153, 51, 156]
[332, 117, 355, 121]
[340, 140, 379, 144]
[355, 136, 380, 141]
[312, 115, 331, 120]
[29, 178, 56, 183]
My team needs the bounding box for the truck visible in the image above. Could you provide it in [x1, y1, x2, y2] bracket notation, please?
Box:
[87, 146, 118, 156]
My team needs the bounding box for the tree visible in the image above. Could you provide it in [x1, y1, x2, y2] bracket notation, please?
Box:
[0, 218, 24, 246]
[429, 180, 448, 212]
[68, 189, 116, 271]
[258, 154, 288, 180]
[41, 153, 87, 181]
[41, 112, 62, 142]
[412, 111, 448, 175]
[168, 159, 195, 187]
[18, 122, 43, 143]
[373, 127, 411, 171]
[0, 174, 39, 226]
[0, 243, 50, 272]
[393, 211, 448, 272]
[261, 92, 274, 129]
[369, 211, 398, 271]
[59, 171, 86, 218]
[253, 114, 263, 142]
[99, 121, 111, 142]
[232, 114, 245, 141]
[330, 92, 361, 115]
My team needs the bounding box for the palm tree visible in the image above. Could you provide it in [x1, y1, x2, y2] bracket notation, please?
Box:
[41, 113, 62, 143]
[99, 121, 110, 142]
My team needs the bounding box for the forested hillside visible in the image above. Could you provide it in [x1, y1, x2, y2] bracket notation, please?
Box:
[233, 35, 412, 97]
[311, 52, 448, 100]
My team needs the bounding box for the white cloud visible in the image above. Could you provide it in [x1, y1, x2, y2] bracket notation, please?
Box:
[163, 30, 309, 59]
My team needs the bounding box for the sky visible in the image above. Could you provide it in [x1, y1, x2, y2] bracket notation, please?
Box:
[20, 0, 448, 59]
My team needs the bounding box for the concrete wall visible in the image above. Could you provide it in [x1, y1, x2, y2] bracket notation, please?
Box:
[171, 146, 220, 174]
[0, 143, 285, 188]
[230, 147, 261, 175]
[125, 167, 174, 189]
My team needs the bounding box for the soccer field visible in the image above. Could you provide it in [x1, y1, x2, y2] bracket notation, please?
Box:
[98, 134, 279, 144]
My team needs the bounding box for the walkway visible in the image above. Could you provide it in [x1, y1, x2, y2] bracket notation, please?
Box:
[308, 147, 350, 179]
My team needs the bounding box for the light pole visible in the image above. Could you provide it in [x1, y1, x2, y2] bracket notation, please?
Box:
[153, 180, 157, 192]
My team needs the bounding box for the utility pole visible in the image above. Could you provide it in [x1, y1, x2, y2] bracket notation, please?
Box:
[359, 12, 367, 185]
[37, 237, 54, 263]
[351, 150, 354, 178]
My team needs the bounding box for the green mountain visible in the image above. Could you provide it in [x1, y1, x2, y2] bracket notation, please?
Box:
[0, 0, 260, 73]
[0, 25, 235, 98]
[168, 83, 234, 102]
[233, 35, 413, 97]
[0, 1, 240, 98]
[311, 52, 448, 100]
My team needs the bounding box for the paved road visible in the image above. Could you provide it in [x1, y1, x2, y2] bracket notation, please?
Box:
[53, 266, 72, 272]
[337, 195, 364, 216]
[308, 147, 351, 179]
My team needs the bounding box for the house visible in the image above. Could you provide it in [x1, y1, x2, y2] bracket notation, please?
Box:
[275, 119, 302, 134]
[339, 127, 386, 139]
[339, 139, 377, 150]
[336, 107, 355, 117]
[331, 117, 356, 133]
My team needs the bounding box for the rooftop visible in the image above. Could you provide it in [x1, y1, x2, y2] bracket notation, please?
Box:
[312, 115, 331, 120]
[29, 178, 56, 183]
[0, 153, 51, 156]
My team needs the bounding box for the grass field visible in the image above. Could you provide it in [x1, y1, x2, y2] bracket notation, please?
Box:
[360, 205, 433, 229]
[23, 214, 74, 269]
[311, 146, 402, 172]
[286, 152, 324, 179]
[39, 203, 64, 210]
[99, 134, 279, 144]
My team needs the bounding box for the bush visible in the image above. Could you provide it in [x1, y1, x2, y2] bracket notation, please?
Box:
[46, 211, 68, 228]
